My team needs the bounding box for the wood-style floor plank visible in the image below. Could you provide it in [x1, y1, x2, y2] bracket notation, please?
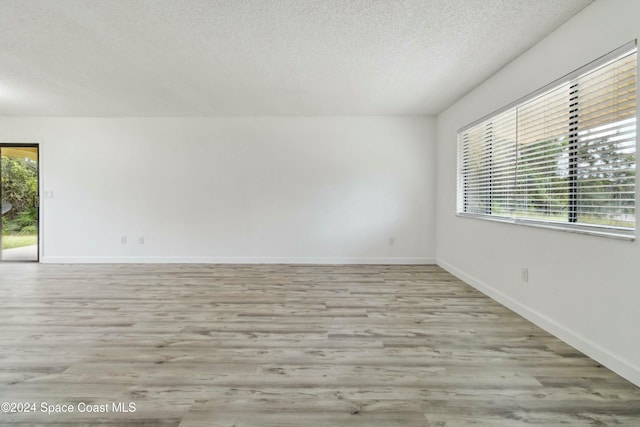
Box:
[0, 263, 638, 426]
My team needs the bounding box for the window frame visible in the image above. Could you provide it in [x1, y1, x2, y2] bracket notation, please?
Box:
[456, 41, 638, 241]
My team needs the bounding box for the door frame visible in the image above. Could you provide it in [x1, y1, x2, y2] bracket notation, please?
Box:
[0, 143, 40, 263]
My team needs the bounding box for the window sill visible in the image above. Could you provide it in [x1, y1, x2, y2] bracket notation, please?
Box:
[455, 213, 636, 241]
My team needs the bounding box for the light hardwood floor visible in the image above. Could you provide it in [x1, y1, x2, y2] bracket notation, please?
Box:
[0, 263, 638, 426]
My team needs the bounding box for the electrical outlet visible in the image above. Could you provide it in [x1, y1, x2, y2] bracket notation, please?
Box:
[138, 237, 144, 245]
[389, 237, 395, 245]
[521, 267, 529, 282]
[121, 236, 127, 245]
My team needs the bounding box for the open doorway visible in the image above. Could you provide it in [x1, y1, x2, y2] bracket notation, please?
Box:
[1, 144, 39, 262]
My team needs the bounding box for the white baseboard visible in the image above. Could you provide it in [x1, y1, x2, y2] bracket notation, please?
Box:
[40, 256, 435, 265]
[437, 258, 640, 388]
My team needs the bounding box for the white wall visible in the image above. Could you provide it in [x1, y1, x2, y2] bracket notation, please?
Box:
[436, 0, 640, 386]
[0, 116, 436, 263]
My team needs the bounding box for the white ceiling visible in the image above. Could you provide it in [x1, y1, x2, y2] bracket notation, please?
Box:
[0, 0, 592, 116]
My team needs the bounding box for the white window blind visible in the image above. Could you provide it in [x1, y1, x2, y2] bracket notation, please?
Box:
[457, 42, 637, 238]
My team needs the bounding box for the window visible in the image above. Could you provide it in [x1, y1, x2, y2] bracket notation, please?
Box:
[457, 42, 637, 239]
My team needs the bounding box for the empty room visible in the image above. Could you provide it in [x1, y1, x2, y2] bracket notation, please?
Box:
[1, 0, 639, 425]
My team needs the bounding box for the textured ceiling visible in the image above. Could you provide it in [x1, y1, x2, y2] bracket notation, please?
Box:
[0, 0, 592, 116]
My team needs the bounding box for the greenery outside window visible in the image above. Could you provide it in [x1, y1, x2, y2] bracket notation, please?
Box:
[457, 42, 637, 239]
